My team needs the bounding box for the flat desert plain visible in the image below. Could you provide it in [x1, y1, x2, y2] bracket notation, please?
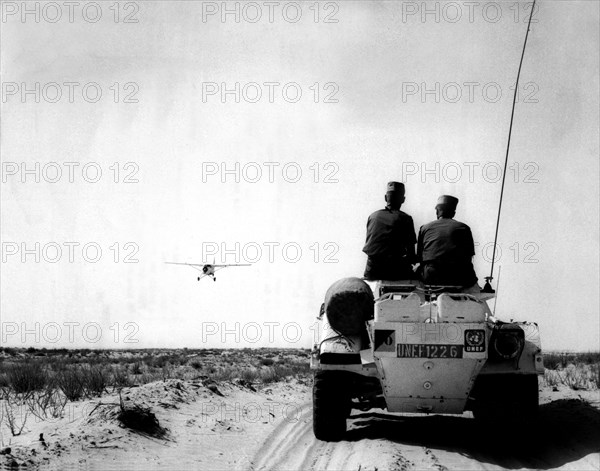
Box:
[0, 348, 599, 470]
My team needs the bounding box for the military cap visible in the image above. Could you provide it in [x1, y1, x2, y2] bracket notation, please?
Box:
[386, 181, 405, 194]
[436, 195, 459, 209]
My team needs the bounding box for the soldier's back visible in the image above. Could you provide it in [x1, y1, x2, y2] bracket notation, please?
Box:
[364, 209, 415, 257]
[420, 218, 473, 263]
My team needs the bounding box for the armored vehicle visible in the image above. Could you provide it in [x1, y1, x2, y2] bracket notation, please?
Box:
[311, 277, 544, 441]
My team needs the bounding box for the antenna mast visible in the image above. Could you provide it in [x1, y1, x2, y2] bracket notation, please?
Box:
[492, 265, 501, 316]
[483, 0, 537, 293]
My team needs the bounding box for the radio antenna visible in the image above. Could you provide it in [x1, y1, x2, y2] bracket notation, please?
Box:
[483, 0, 537, 293]
[492, 265, 501, 316]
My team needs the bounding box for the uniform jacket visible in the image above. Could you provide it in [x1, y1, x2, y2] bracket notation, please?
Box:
[363, 206, 416, 261]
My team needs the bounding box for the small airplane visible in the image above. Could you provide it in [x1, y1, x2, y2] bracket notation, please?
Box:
[165, 261, 251, 282]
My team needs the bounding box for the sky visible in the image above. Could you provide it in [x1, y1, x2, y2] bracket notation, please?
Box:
[1, 0, 598, 351]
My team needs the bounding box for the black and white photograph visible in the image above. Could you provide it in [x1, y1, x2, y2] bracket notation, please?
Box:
[1, 0, 599, 469]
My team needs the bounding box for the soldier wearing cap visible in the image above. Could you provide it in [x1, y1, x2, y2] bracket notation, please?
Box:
[417, 195, 478, 288]
[362, 182, 417, 281]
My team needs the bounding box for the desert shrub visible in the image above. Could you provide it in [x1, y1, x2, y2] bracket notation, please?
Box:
[161, 365, 174, 381]
[4, 361, 47, 395]
[55, 367, 85, 401]
[130, 362, 143, 375]
[25, 384, 68, 420]
[148, 355, 169, 369]
[48, 348, 68, 356]
[111, 366, 132, 388]
[239, 368, 260, 383]
[49, 358, 69, 372]
[543, 351, 600, 391]
[559, 365, 590, 390]
[172, 368, 188, 380]
[546, 364, 599, 391]
[543, 369, 561, 388]
[208, 366, 237, 382]
[176, 355, 188, 366]
[590, 363, 600, 387]
[259, 364, 303, 383]
[140, 371, 160, 385]
[82, 364, 108, 396]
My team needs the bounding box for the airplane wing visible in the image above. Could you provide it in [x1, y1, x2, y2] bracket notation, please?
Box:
[165, 262, 251, 267]
[165, 262, 206, 267]
[211, 264, 252, 267]
[165, 262, 208, 275]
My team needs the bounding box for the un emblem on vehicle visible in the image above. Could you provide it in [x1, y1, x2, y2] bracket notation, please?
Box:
[464, 329, 486, 352]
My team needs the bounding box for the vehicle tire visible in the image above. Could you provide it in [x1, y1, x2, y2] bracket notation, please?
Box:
[514, 374, 539, 422]
[313, 371, 350, 441]
[472, 374, 539, 425]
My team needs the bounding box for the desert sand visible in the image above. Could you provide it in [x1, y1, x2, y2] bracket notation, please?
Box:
[1, 374, 599, 471]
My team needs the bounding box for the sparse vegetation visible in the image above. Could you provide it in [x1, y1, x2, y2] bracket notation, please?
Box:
[0, 347, 311, 439]
[542, 351, 600, 391]
[3, 361, 48, 396]
[2, 397, 29, 436]
[55, 367, 85, 401]
[25, 384, 68, 420]
[543, 351, 600, 369]
[81, 364, 108, 397]
[0, 347, 311, 396]
[111, 365, 132, 388]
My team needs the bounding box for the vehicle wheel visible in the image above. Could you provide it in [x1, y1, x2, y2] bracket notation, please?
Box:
[514, 374, 539, 422]
[313, 371, 350, 441]
[472, 374, 539, 425]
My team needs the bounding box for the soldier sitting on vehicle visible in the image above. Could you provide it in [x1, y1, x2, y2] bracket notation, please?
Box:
[417, 195, 480, 292]
[363, 182, 417, 281]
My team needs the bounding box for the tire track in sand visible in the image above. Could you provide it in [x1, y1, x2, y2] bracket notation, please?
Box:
[248, 401, 324, 470]
[249, 405, 398, 471]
